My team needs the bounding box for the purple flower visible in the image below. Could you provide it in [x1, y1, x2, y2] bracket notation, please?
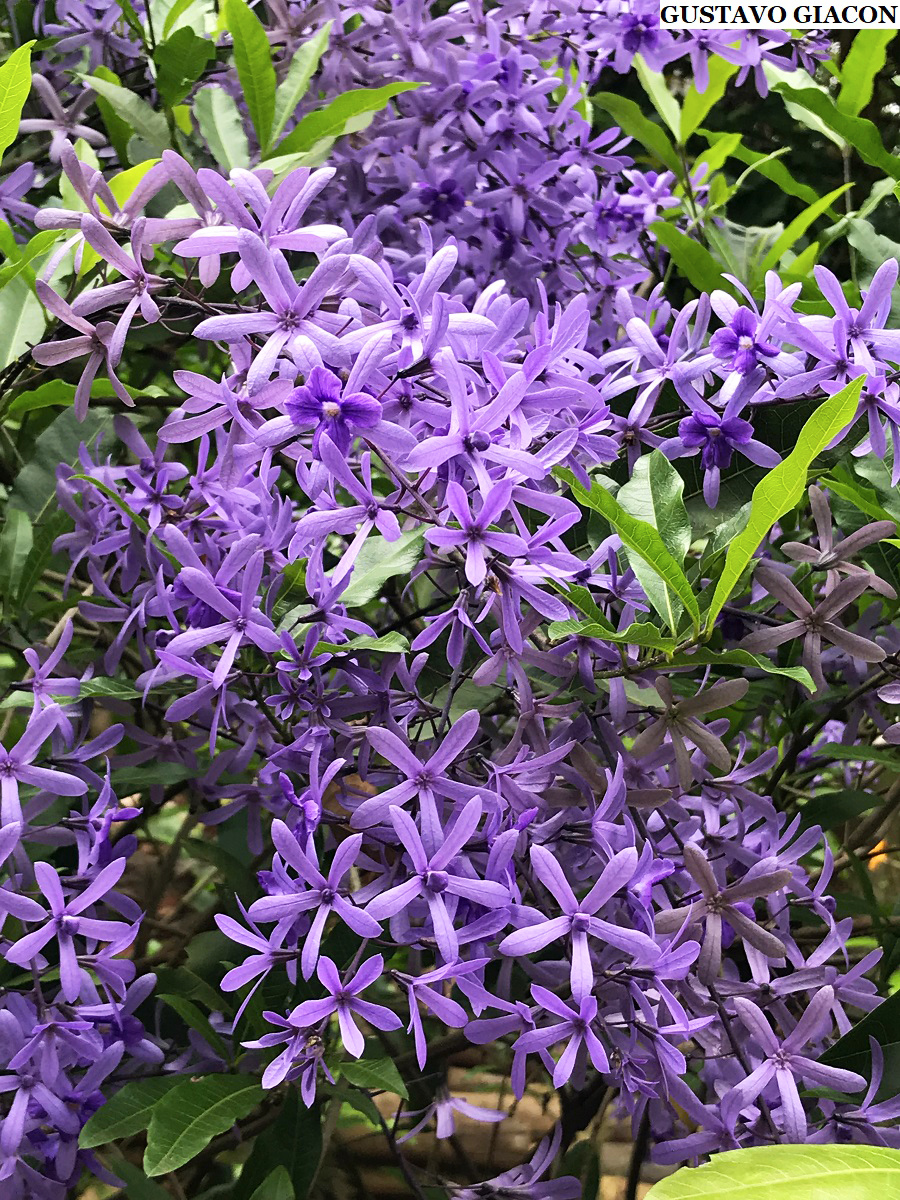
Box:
[285, 955, 402, 1059]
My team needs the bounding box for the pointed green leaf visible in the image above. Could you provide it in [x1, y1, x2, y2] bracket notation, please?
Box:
[233, 1092, 322, 1200]
[665, 648, 815, 692]
[681, 57, 739, 142]
[144, 1075, 263, 1175]
[645, 1144, 900, 1199]
[759, 184, 851, 275]
[547, 618, 677, 652]
[617, 450, 691, 564]
[340, 1056, 408, 1098]
[772, 82, 900, 181]
[341, 529, 425, 607]
[0, 41, 34, 162]
[270, 22, 332, 148]
[79, 1077, 182, 1148]
[558, 468, 700, 635]
[222, 0, 277, 150]
[706, 375, 866, 630]
[193, 86, 250, 170]
[634, 55, 679, 137]
[82, 74, 169, 152]
[155, 26, 214, 106]
[0, 509, 33, 608]
[837, 32, 896, 117]
[650, 221, 727, 293]
[273, 83, 422, 158]
[250, 1167, 295, 1200]
[591, 91, 683, 176]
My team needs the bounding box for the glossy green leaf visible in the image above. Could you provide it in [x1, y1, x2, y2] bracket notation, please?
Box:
[0, 275, 45, 369]
[617, 450, 691, 564]
[82, 74, 169, 152]
[341, 529, 425, 607]
[155, 26, 214, 106]
[591, 91, 683, 176]
[814, 742, 900, 766]
[0, 230, 61, 291]
[162, 0, 200, 37]
[234, 1092, 321, 1200]
[698, 129, 842, 213]
[158, 994, 230, 1061]
[798, 789, 884, 831]
[250, 1167, 295, 1200]
[77, 677, 143, 699]
[0, 509, 32, 608]
[340, 1056, 408, 1098]
[194, 86, 251, 170]
[0, 41, 34, 162]
[274, 83, 421, 157]
[559, 469, 700, 634]
[547, 618, 677, 652]
[16, 509, 67, 607]
[706, 375, 865, 630]
[79, 1077, 182, 1147]
[665, 648, 815, 693]
[681, 57, 739, 141]
[85, 66, 132, 165]
[758, 184, 851, 275]
[645, 1144, 900, 1199]
[144, 1075, 263, 1175]
[317, 632, 410, 655]
[772, 82, 900, 181]
[634, 55, 679, 137]
[222, 0, 277, 149]
[821, 987, 900, 1097]
[270, 22, 332, 148]
[650, 221, 726, 293]
[101, 1157, 170, 1200]
[837, 32, 896, 117]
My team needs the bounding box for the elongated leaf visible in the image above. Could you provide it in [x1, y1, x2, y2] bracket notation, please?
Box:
[80, 1077, 182, 1147]
[340, 1056, 408, 1098]
[0, 509, 33, 609]
[144, 1075, 263, 1175]
[155, 26, 214, 106]
[665, 648, 814, 692]
[681, 57, 739, 142]
[645, 1144, 900, 1199]
[102, 1157, 171, 1200]
[234, 1092, 322, 1200]
[706, 375, 865, 630]
[341, 529, 425, 607]
[759, 184, 851, 275]
[82, 74, 169, 152]
[772, 82, 900, 181]
[651, 221, 727, 293]
[270, 22, 332, 148]
[194, 86, 250, 170]
[837, 32, 896, 117]
[617, 450, 691, 564]
[559, 469, 700, 635]
[798, 789, 884, 831]
[698, 129, 842, 213]
[821, 988, 900, 1096]
[16, 509, 68, 607]
[634, 55, 679, 137]
[0, 230, 61, 291]
[317, 632, 410, 655]
[547, 618, 677, 652]
[162, 0, 199, 37]
[274, 83, 421, 157]
[0, 275, 45, 369]
[591, 92, 683, 176]
[250, 1167, 295, 1200]
[0, 41, 34, 162]
[222, 0, 277, 149]
[815, 742, 900, 767]
[158, 994, 230, 1060]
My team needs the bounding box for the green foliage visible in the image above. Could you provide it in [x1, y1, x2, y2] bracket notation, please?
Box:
[222, 0, 277, 152]
[341, 528, 426, 607]
[82, 73, 169, 154]
[193, 86, 251, 170]
[234, 1092, 322, 1200]
[270, 22, 333, 148]
[837, 32, 897, 117]
[651, 220, 728, 293]
[155, 26, 215, 106]
[273, 83, 423, 158]
[645, 1145, 900, 1199]
[706, 375, 866, 630]
[143, 1075, 264, 1175]
[340, 1055, 409, 1098]
[589, 91, 683, 176]
[79, 1077, 182, 1147]
[0, 41, 34, 163]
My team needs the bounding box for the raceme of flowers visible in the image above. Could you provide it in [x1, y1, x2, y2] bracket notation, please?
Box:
[0, 2, 897, 1199]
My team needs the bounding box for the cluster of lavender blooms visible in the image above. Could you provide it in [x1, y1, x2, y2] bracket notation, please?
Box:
[3, 3, 900, 1198]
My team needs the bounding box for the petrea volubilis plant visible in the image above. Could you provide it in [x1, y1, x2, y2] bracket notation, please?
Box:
[1, 5, 900, 1199]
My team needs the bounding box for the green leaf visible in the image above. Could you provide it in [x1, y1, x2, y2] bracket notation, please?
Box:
[234, 1092, 322, 1200]
[634, 55, 679, 137]
[547, 618, 677, 652]
[821, 988, 900, 1097]
[837, 32, 896, 117]
[645, 1144, 900, 1199]
[144, 1075, 263, 1175]
[101, 1156, 171, 1200]
[250, 1167, 295, 1200]
[82, 74, 169, 153]
[0, 509, 32, 608]
[222, 0, 277, 150]
[162, 0, 201, 37]
[16, 509, 67, 607]
[0, 230, 61, 291]
[270, 22, 332, 148]
[665, 648, 815, 693]
[650, 221, 726, 293]
[193, 86, 250, 170]
[76, 677, 142, 700]
[317, 632, 410, 655]
[341, 529, 425, 607]
[814, 742, 900, 767]
[340, 1056, 408, 1098]
[155, 26, 214, 106]
[591, 91, 683, 176]
[798, 789, 884, 831]
[158, 994, 230, 1061]
[559, 469, 700, 635]
[772, 82, 900, 181]
[706, 375, 865, 631]
[758, 184, 851, 275]
[88, 66, 135, 164]
[0, 274, 45, 368]
[0, 41, 34, 162]
[79, 1077, 182, 1148]
[698, 130, 842, 213]
[680, 57, 739, 142]
[273, 83, 422, 157]
[617, 450, 691, 564]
